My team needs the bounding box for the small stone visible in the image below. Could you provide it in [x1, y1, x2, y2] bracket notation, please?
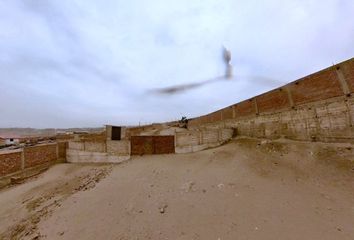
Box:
[159, 204, 168, 214]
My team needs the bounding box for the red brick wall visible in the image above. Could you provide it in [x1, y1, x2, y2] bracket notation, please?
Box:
[209, 111, 222, 122]
[289, 68, 343, 106]
[188, 58, 353, 127]
[131, 136, 174, 155]
[0, 151, 22, 176]
[201, 115, 209, 124]
[222, 106, 234, 120]
[235, 99, 256, 117]
[24, 144, 57, 168]
[153, 136, 175, 154]
[256, 88, 290, 113]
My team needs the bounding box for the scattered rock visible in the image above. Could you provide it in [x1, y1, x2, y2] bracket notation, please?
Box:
[159, 204, 168, 214]
[181, 181, 195, 192]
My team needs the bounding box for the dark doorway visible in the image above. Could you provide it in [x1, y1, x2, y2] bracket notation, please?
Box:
[111, 126, 121, 140]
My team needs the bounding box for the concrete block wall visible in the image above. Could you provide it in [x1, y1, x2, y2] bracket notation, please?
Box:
[175, 131, 200, 147]
[66, 140, 131, 163]
[202, 130, 219, 144]
[189, 58, 354, 143]
[68, 141, 85, 151]
[221, 128, 234, 141]
[106, 140, 130, 156]
[84, 141, 106, 152]
[175, 128, 233, 153]
[66, 149, 130, 163]
[68, 141, 106, 153]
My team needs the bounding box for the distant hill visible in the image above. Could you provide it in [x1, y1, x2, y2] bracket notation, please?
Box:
[0, 127, 104, 138]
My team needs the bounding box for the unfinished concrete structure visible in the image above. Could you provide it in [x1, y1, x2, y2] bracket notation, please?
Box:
[3, 57, 348, 167]
[64, 58, 354, 163]
[66, 124, 234, 162]
[0, 58, 353, 240]
[189, 58, 354, 143]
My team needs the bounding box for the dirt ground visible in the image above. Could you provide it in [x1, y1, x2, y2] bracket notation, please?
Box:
[0, 137, 354, 240]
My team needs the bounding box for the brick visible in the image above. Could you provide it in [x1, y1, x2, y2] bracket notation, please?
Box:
[256, 88, 290, 113]
[0, 151, 22, 176]
[209, 111, 222, 122]
[235, 99, 256, 117]
[131, 136, 174, 155]
[221, 106, 234, 120]
[154, 136, 175, 154]
[289, 68, 343, 105]
[24, 144, 57, 168]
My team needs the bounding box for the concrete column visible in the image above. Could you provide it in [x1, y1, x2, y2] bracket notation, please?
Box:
[56, 143, 59, 161]
[285, 86, 295, 108]
[174, 131, 177, 148]
[105, 125, 112, 140]
[254, 98, 259, 115]
[21, 149, 25, 170]
[232, 106, 236, 118]
[336, 67, 351, 96]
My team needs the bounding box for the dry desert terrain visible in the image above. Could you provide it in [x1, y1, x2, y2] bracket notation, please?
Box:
[1, 138, 354, 240]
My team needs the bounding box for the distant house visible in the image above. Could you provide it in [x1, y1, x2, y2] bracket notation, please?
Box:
[0, 137, 6, 146]
[0, 136, 20, 146]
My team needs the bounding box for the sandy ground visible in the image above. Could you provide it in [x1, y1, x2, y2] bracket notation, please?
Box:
[0, 137, 354, 240]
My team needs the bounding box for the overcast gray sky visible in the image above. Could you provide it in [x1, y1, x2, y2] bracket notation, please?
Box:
[0, 0, 353, 128]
